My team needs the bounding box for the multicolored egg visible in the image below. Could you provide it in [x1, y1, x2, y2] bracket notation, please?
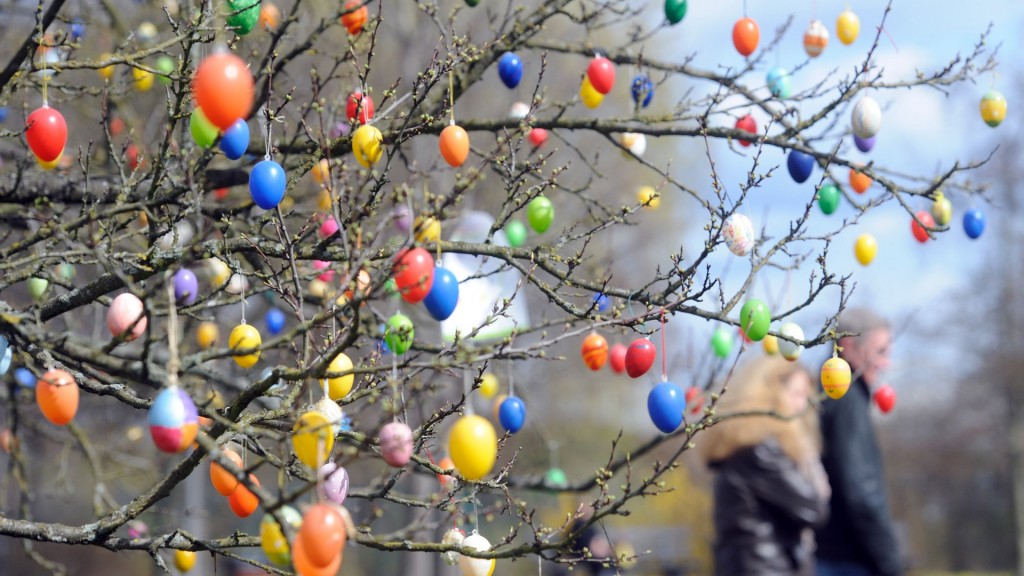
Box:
[851, 97, 881, 139]
[980, 90, 1007, 127]
[631, 74, 654, 107]
[620, 132, 647, 157]
[379, 421, 414, 467]
[803, 19, 829, 57]
[36, 369, 79, 426]
[229, 323, 262, 367]
[931, 192, 952, 226]
[722, 213, 755, 256]
[911, 210, 935, 243]
[107, 293, 147, 341]
[821, 357, 852, 399]
[581, 333, 609, 370]
[448, 414, 498, 481]
[260, 505, 302, 567]
[459, 532, 497, 576]
[148, 387, 199, 453]
[778, 322, 804, 361]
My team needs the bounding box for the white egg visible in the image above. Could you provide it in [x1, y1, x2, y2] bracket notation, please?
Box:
[851, 97, 881, 139]
[778, 322, 805, 361]
[722, 213, 755, 257]
[508, 102, 530, 120]
[459, 532, 495, 576]
[156, 220, 195, 250]
[442, 527, 465, 566]
[620, 132, 646, 157]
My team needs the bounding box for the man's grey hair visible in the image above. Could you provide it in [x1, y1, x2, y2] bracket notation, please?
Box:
[837, 307, 890, 339]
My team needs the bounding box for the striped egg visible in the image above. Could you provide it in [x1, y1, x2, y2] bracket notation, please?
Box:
[581, 333, 608, 371]
[148, 387, 199, 453]
[803, 19, 829, 57]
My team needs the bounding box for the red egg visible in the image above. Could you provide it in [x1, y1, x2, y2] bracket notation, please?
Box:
[586, 56, 615, 95]
[911, 211, 935, 243]
[874, 384, 896, 414]
[685, 386, 704, 415]
[528, 128, 548, 148]
[732, 17, 760, 57]
[608, 343, 627, 374]
[735, 114, 757, 147]
[126, 144, 141, 170]
[345, 90, 374, 124]
[393, 247, 435, 303]
[581, 333, 608, 371]
[26, 106, 67, 162]
[625, 338, 656, 378]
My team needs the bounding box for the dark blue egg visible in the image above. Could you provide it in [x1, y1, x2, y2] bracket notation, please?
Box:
[854, 134, 875, 153]
[631, 75, 654, 108]
[220, 119, 250, 160]
[265, 307, 286, 335]
[249, 159, 286, 210]
[963, 209, 985, 239]
[423, 266, 459, 321]
[498, 52, 523, 89]
[498, 395, 526, 433]
[787, 150, 814, 183]
[379, 338, 391, 354]
[0, 107, 8, 123]
[593, 293, 610, 313]
[14, 367, 36, 389]
[70, 20, 85, 41]
[647, 382, 686, 433]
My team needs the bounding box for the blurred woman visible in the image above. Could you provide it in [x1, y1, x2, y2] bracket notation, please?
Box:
[699, 356, 830, 576]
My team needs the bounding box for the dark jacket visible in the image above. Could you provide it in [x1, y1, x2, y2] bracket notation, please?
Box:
[816, 377, 902, 575]
[710, 438, 828, 576]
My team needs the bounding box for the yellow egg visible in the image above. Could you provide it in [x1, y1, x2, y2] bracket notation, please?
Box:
[479, 373, 499, 398]
[931, 192, 952, 226]
[174, 549, 196, 572]
[312, 158, 331, 186]
[317, 188, 334, 211]
[309, 278, 330, 299]
[260, 506, 301, 567]
[980, 90, 1007, 128]
[292, 410, 334, 469]
[835, 10, 860, 45]
[820, 357, 852, 399]
[209, 258, 231, 287]
[36, 151, 63, 170]
[321, 353, 355, 400]
[580, 76, 603, 109]
[854, 234, 877, 266]
[414, 216, 441, 243]
[133, 67, 154, 92]
[762, 334, 779, 355]
[196, 321, 219, 349]
[98, 52, 116, 80]
[228, 323, 261, 368]
[352, 124, 384, 168]
[637, 185, 660, 209]
[448, 414, 497, 481]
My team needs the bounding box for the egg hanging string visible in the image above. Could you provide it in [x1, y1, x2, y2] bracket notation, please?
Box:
[659, 309, 667, 382]
[448, 69, 456, 126]
[463, 368, 475, 416]
[165, 280, 181, 389]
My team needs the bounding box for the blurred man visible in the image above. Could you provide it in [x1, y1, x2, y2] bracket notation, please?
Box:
[816, 308, 902, 576]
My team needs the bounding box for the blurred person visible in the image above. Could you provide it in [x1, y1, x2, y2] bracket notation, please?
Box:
[700, 356, 830, 576]
[816, 308, 902, 576]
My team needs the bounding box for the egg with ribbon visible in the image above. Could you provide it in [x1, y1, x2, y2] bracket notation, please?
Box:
[625, 338, 656, 378]
[648, 382, 686, 433]
[148, 387, 199, 453]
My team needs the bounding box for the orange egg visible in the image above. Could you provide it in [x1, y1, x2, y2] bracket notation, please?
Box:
[439, 125, 470, 167]
[210, 448, 243, 496]
[259, 2, 281, 31]
[340, 0, 368, 35]
[849, 168, 871, 194]
[228, 474, 260, 517]
[293, 535, 343, 576]
[36, 369, 79, 426]
[580, 333, 608, 371]
[299, 503, 347, 567]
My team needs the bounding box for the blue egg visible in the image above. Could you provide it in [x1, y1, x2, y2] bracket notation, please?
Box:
[647, 382, 686, 433]
[787, 150, 814, 184]
[249, 160, 286, 210]
[963, 209, 985, 239]
[0, 347, 11, 376]
[593, 293, 610, 312]
[14, 367, 35, 389]
[766, 66, 792, 99]
[70, 20, 85, 41]
[631, 75, 654, 108]
[265, 307, 286, 335]
[220, 119, 250, 160]
[498, 52, 523, 89]
[423, 267, 459, 321]
[338, 413, 352, 432]
[498, 396, 526, 433]
[379, 337, 391, 354]
[854, 134, 875, 153]
[0, 107, 8, 123]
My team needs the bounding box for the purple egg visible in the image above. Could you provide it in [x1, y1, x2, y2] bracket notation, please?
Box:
[854, 134, 875, 153]
[172, 269, 199, 306]
[392, 204, 412, 234]
[318, 462, 349, 505]
[331, 121, 351, 139]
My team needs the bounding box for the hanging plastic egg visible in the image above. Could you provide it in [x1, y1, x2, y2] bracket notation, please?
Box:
[851, 97, 881, 139]
[739, 299, 770, 342]
[498, 396, 526, 433]
[249, 159, 286, 210]
[931, 192, 952, 226]
[498, 52, 523, 89]
[440, 124, 470, 168]
[722, 213, 755, 256]
[527, 195, 554, 233]
[393, 247, 435, 303]
[313, 260, 335, 283]
[762, 334, 778, 355]
[849, 168, 871, 194]
[911, 210, 935, 243]
[36, 152, 63, 171]
[424, 266, 460, 321]
[225, 0, 259, 34]
[318, 215, 339, 239]
[459, 532, 497, 576]
[581, 333, 609, 370]
[36, 369, 79, 426]
[732, 17, 760, 57]
[787, 150, 814, 183]
[579, 76, 604, 109]
[448, 414, 498, 481]
[817, 183, 841, 215]
[292, 533, 342, 576]
[320, 352, 354, 400]
[620, 132, 646, 157]
[299, 503, 347, 568]
[28, 277, 49, 300]
[803, 19, 829, 57]
[853, 134, 875, 153]
[98, 53, 116, 81]
[821, 357, 851, 399]
[378, 421, 413, 467]
[193, 52, 254, 130]
[625, 338, 656, 378]
[527, 127, 549, 148]
[474, 373, 497, 399]
[190, 108, 218, 149]
[777, 322, 804, 361]
[312, 159, 332, 187]
[174, 550, 196, 572]
[209, 447, 243, 496]
[586, 56, 615, 94]
[341, 0, 369, 34]
[592, 293, 611, 312]
[836, 9, 860, 45]
[69, 20, 85, 41]
[874, 384, 896, 414]
[0, 347, 11, 376]
[108, 293, 148, 341]
[148, 387, 199, 453]
[854, 233, 877, 266]
[259, 2, 281, 31]
[735, 114, 756, 147]
[384, 313, 415, 355]
[197, 321, 219, 349]
[25, 106, 67, 163]
[980, 90, 1007, 127]
[293, 410, 335, 469]
[319, 461, 350, 505]
[228, 474, 260, 518]
[412, 215, 441, 244]
[443, 527, 466, 565]
[509, 101, 530, 120]
[262, 307, 285, 336]
[172, 269, 199, 306]
[346, 90, 375, 124]
[685, 386, 705, 416]
[352, 124, 384, 168]
[766, 66, 792, 99]
[229, 323, 262, 367]
[260, 505, 301, 566]
[665, 0, 687, 24]
[963, 209, 985, 239]
[504, 220, 527, 247]
[608, 343, 627, 373]
[220, 119, 250, 160]
[631, 74, 654, 107]
[711, 327, 733, 358]
[133, 67, 154, 91]
[15, 368, 37, 389]
[648, 382, 686, 433]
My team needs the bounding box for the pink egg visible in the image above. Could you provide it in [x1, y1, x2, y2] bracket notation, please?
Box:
[392, 205, 412, 234]
[107, 293, 147, 341]
[379, 421, 413, 467]
[319, 215, 339, 238]
[313, 260, 335, 282]
[318, 462, 350, 505]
